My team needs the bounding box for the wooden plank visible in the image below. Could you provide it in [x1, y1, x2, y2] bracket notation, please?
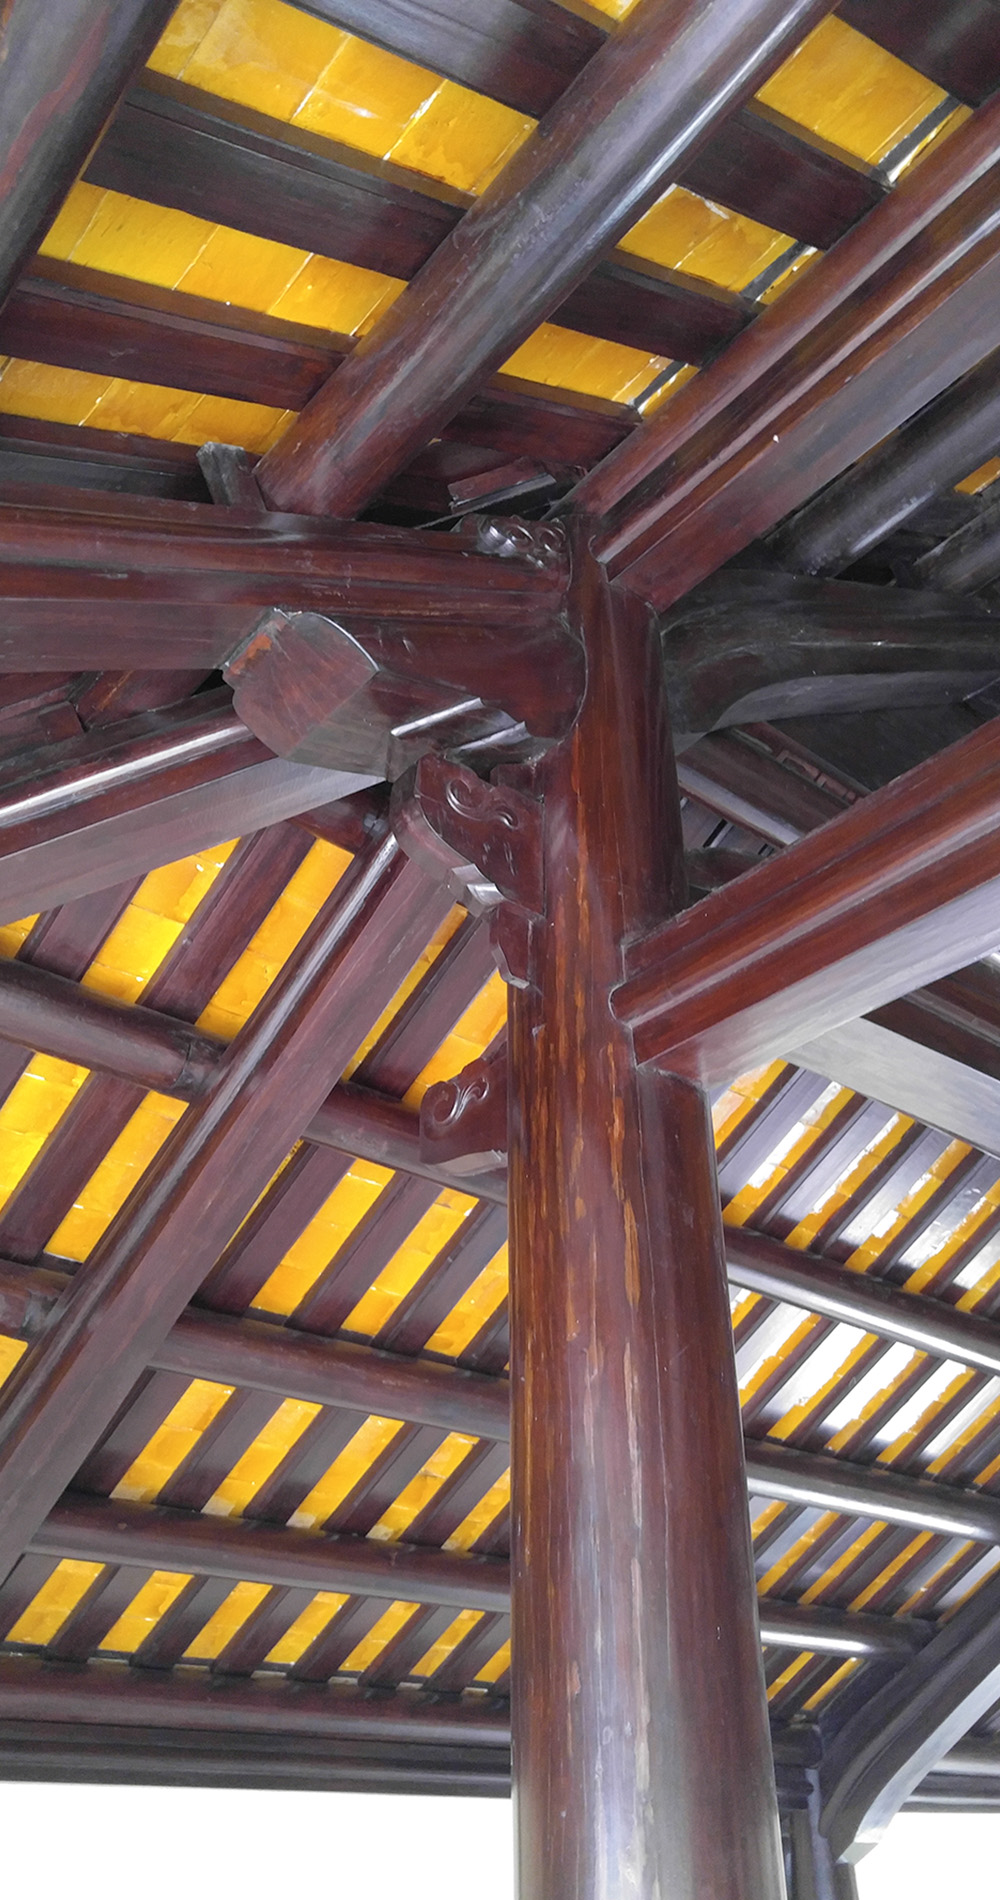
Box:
[576, 92, 1000, 606]
[820, 1568, 1000, 1861]
[90, 77, 751, 366]
[837, 0, 1000, 106]
[506, 528, 781, 1898]
[616, 714, 1000, 1081]
[256, 0, 831, 516]
[290, 0, 885, 245]
[0, 0, 175, 311]
[0, 262, 347, 412]
[0, 692, 355, 923]
[0, 838, 453, 1584]
[0, 415, 208, 502]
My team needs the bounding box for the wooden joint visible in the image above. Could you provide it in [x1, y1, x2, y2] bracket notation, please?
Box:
[420, 1039, 509, 1174]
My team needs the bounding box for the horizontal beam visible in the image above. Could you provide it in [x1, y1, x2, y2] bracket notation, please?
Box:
[0, 692, 359, 924]
[24, 1488, 928, 1661]
[34, 1492, 510, 1611]
[291, 0, 883, 246]
[0, 485, 567, 669]
[0, 1653, 510, 1747]
[576, 90, 1000, 608]
[89, 76, 754, 368]
[617, 714, 1000, 1081]
[746, 1438, 1000, 1545]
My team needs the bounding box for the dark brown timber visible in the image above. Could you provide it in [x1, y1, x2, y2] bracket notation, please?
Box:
[507, 530, 783, 1899]
[0, 838, 452, 1585]
[0, 1653, 510, 1747]
[0, 694, 359, 923]
[255, 0, 830, 516]
[574, 90, 1000, 606]
[0, 0, 175, 313]
[821, 1568, 1000, 1862]
[616, 714, 1000, 1082]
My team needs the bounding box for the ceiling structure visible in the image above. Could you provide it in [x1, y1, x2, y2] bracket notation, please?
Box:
[5, 0, 1000, 1893]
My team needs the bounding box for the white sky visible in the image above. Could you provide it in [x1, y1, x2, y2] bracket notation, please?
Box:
[1, 1786, 999, 1898]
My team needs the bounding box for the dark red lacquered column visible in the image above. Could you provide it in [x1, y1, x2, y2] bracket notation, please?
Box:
[507, 528, 783, 1898]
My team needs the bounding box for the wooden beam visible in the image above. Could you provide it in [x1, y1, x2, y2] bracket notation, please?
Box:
[17, 1482, 931, 1661]
[616, 714, 1000, 1082]
[0, 692, 358, 924]
[0, 0, 175, 312]
[34, 1492, 510, 1612]
[820, 1568, 1000, 1861]
[837, 0, 1000, 107]
[770, 342, 1000, 575]
[0, 1653, 510, 1747]
[0, 1716, 511, 1796]
[0, 837, 453, 1585]
[0, 488, 568, 670]
[745, 1437, 1000, 1544]
[574, 91, 1000, 608]
[289, 0, 884, 244]
[661, 570, 1000, 748]
[0, 277, 642, 494]
[0, 414, 209, 503]
[255, 0, 830, 517]
[90, 76, 754, 368]
[506, 531, 782, 1898]
[914, 487, 1000, 593]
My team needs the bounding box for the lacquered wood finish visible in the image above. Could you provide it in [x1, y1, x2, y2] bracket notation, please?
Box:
[256, 0, 829, 516]
[0, 0, 175, 312]
[617, 714, 1000, 1081]
[575, 90, 1000, 600]
[0, 694, 353, 923]
[821, 1568, 1000, 1861]
[0, 839, 452, 1584]
[508, 531, 782, 1899]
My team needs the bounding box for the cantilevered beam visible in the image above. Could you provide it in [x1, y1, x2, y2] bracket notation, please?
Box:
[616, 714, 1000, 1081]
[661, 570, 1000, 748]
[255, 0, 829, 517]
[0, 693, 359, 924]
[573, 90, 1000, 608]
[821, 1568, 1000, 1861]
[0, 0, 175, 312]
[0, 838, 452, 1585]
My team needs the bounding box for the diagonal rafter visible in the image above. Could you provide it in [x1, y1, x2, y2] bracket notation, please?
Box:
[254, 0, 831, 517]
[0, 834, 453, 1585]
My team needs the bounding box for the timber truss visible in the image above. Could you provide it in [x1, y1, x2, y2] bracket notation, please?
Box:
[7, 0, 1000, 1894]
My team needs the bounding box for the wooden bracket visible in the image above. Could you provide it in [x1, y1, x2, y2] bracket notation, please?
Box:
[420, 1039, 509, 1174]
[392, 754, 544, 986]
[197, 441, 265, 508]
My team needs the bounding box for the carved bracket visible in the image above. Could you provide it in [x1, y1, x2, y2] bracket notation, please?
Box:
[392, 754, 544, 987]
[223, 590, 583, 780]
[420, 1039, 509, 1173]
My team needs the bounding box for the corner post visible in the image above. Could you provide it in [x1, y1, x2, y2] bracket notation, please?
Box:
[507, 526, 784, 1896]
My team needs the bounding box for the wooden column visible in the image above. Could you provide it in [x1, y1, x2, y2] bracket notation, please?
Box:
[507, 530, 782, 1898]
